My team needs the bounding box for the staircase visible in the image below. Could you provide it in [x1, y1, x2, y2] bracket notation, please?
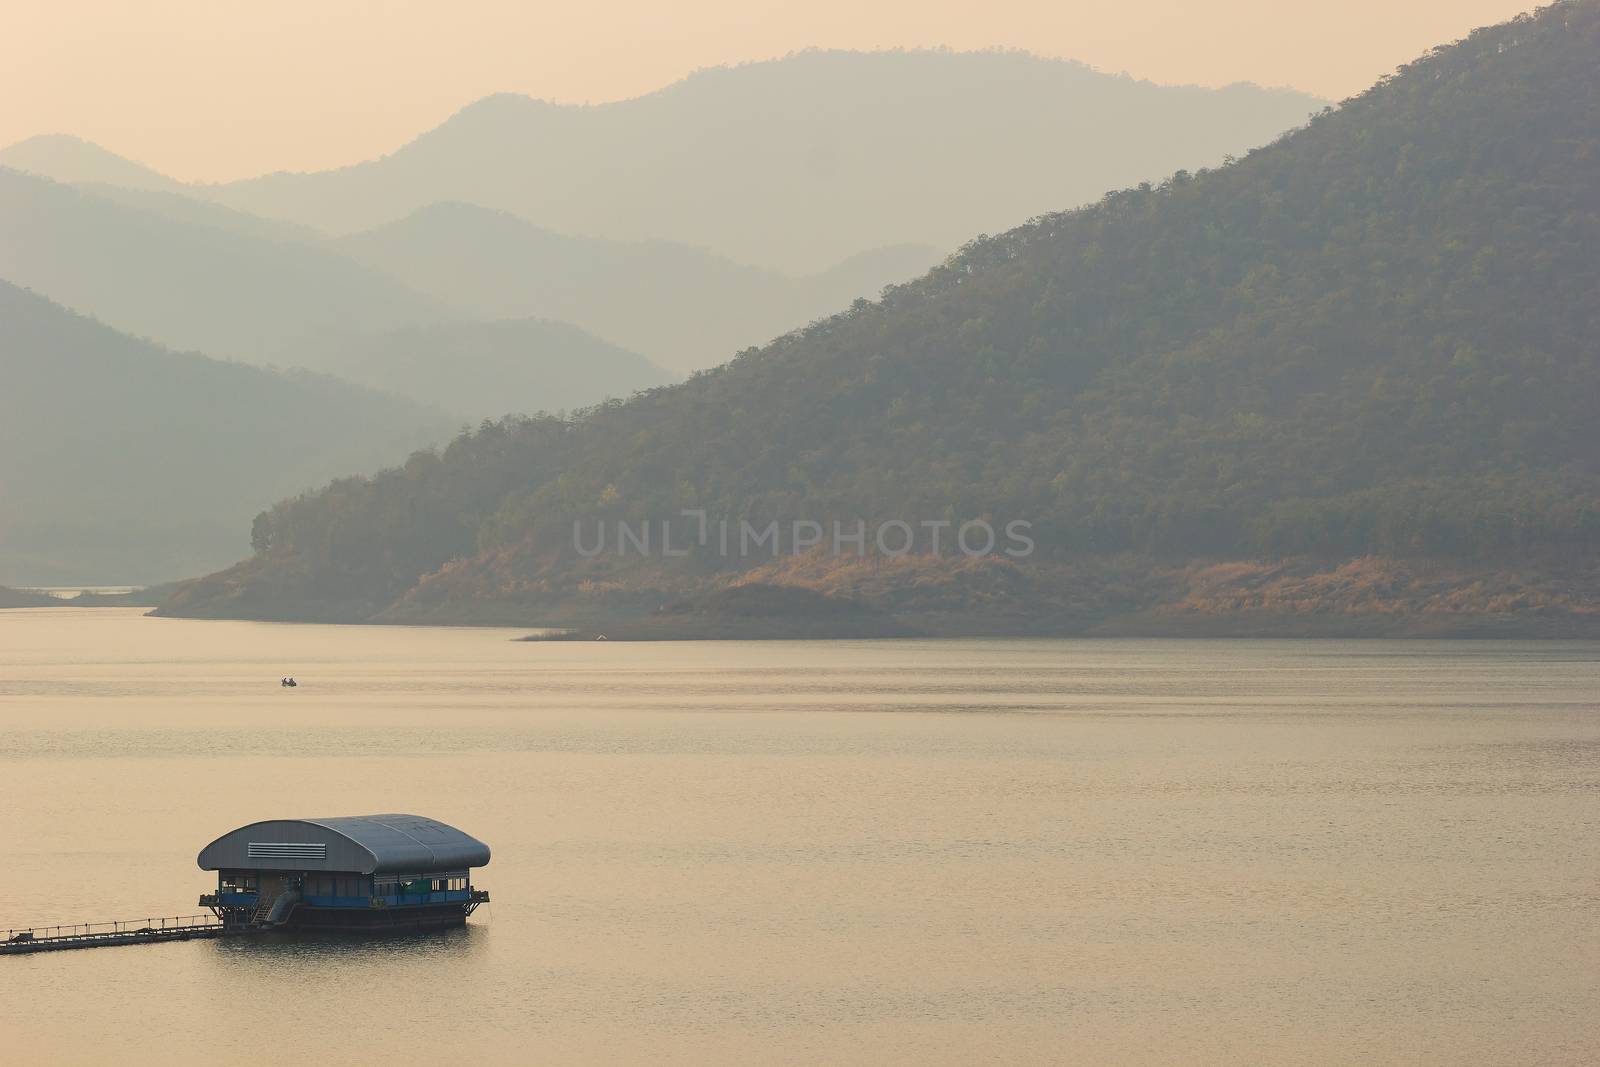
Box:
[249, 886, 302, 928]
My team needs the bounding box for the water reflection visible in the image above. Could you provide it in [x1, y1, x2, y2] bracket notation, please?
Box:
[207, 922, 484, 966]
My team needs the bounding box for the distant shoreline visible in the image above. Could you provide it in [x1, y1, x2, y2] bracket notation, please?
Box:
[0, 584, 175, 609]
[4, 601, 1593, 641]
[5, 595, 1589, 639]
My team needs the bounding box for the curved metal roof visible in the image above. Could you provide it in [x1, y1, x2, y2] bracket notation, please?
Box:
[197, 814, 491, 874]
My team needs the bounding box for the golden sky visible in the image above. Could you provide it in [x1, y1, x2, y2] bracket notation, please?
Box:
[4, 0, 1536, 182]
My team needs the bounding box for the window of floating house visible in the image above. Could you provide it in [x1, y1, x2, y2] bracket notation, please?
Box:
[220, 871, 256, 893]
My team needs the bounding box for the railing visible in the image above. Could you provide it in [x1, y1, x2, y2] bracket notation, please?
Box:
[6, 886, 491, 953]
[358, 889, 479, 909]
[5, 914, 219, 942]
[465, 888, 490, 916]
[209, 891, 260, 905]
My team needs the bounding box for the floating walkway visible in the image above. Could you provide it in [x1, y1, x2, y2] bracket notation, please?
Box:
[1, 914, 232, 955]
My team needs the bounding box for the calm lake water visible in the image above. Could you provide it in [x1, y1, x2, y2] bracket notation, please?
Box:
[1, 608, 1596, 1065]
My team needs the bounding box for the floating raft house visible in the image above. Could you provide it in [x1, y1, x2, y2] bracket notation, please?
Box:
[198, 814, 491, 932]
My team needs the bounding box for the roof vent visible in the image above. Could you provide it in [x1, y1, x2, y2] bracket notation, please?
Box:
[247, 842, 327, 860]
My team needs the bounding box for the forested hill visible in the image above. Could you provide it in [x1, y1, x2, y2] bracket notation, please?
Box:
[163, 3, 1600, 630]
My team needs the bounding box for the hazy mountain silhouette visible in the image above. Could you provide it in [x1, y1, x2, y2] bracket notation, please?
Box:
[175, 50, 1319, 272]
[322, 317, 677, 420]
[0, 167, 454, 369]
[0, 133, 181, 192]
[0, 280, 453, 585]
[332, 202, 940, 372]
[76, 182, 323, 244]
[161, 4, 1600, 630]
[0, 165, 941, 377]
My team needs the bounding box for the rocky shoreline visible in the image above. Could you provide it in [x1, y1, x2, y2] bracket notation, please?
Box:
[147, 554, 1600, 640]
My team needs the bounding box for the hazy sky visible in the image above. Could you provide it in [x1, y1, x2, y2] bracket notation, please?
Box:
[5, 0, 1535, 182]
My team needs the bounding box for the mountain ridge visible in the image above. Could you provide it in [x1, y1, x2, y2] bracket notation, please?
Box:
[0, 166, 455, 369]
[5, 50, 1323, 272]
[0, 133, 182, 191]
[321, 317, 678, 420]
[330, 200, 942, 371]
